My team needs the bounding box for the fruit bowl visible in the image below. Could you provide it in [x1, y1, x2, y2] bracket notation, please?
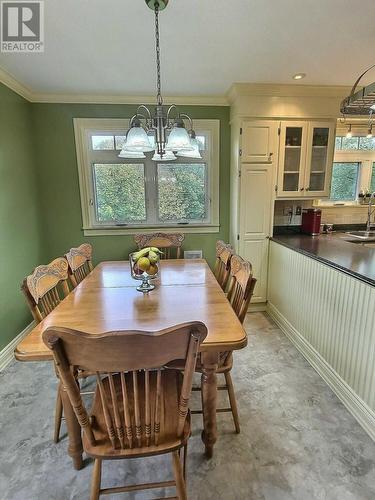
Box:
[129, 248, 161, 293]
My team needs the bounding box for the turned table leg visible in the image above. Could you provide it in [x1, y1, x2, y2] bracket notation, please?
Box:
[201, 351, 218, 458]
[60, 384, 83, 470]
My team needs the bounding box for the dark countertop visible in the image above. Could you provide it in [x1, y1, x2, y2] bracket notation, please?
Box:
[270, 233, 375, 287]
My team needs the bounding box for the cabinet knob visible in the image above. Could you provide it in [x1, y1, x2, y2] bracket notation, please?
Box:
[268, 152, 273, 161]
[306, 187, 310, 191]
[300, 187, 305, 191]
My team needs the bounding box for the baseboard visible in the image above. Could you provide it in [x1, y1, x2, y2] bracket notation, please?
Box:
[267, 302, 375, 441]
[248, 302, 267, 313]
[0, 321, 36, 372]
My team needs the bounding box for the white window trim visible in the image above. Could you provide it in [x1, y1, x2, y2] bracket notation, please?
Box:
[315, 139, 375, 208]
[74, 118, 220, 235]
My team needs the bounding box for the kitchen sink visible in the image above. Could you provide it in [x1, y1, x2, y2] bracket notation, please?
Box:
[346, 230, 375, 241]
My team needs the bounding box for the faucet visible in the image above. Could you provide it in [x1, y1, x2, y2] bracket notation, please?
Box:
[366, 192, 375, 232]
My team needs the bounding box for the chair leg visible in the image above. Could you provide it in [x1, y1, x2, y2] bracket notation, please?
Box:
[53, 384, 63, 443]
[224, 371, 240, 434]
[183, 444, 187, 482]
[172, 451, 187, 500]
[90, 458, 102, 500]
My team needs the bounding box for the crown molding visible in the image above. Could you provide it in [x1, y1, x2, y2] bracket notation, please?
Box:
[29, 92, 229, 106]
[227, 82, 353, 103]
[0, 67, 229, 105]
[0, 66, 33, 101]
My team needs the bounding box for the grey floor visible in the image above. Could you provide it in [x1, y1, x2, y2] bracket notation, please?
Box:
[1, 312, 375, 500]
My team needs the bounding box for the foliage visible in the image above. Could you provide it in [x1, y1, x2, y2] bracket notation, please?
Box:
[158, 164, 206, 221]
[330, 162, 358, 201]
[94, 164, 146, 222]
[94, 162, 206, 223]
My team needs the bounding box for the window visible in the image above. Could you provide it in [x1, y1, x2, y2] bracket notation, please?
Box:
[330, 162, 359, 201]
[335, 136, 375, 151]
[74, 119, 220, 235]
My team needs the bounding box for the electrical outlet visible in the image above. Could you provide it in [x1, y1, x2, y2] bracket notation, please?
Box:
[295, 205, 302, 215]
[283, 206, 293, 216]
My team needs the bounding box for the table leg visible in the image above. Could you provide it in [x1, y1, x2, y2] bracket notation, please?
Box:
[201, 351, 218, 458]
[60, 384, 83, 470]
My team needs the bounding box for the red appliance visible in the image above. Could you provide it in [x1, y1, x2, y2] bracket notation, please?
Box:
[301, 208, 321, 236]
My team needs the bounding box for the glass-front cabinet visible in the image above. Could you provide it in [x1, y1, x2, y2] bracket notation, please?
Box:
[277, 120, 335, 198]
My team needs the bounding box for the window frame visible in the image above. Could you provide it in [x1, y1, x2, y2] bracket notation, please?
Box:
[74, 118, 220, 235]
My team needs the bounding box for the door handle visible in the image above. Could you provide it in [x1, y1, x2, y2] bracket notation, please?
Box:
[268, 152, 273, 162]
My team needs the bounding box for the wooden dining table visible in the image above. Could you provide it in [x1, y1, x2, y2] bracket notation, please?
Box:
[15, 259, 247, 469]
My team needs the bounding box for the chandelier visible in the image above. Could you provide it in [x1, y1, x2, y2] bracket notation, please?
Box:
[119, 0, 201, 160]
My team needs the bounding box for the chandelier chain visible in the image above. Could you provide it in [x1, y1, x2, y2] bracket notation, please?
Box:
[154, 4, 163, 106]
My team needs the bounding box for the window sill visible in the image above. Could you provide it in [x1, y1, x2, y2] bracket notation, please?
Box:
[83, 225, 220, 236]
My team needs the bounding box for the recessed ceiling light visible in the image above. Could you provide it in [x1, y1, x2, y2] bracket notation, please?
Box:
[293, 73, 306, 80]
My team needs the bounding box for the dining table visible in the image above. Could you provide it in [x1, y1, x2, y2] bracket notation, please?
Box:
[15, 259, 247, 470]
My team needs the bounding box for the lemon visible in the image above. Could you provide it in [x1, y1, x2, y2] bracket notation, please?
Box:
[137, 257, 151, 272]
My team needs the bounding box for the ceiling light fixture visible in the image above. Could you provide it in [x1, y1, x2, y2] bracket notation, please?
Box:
[346, 124, 352, 138]
[119, 0, 199, 160]
[293, 73, 306, 80]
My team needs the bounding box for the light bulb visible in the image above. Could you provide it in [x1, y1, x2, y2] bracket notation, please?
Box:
[166, 120, 194, 151]
[124, 124, 154, 152]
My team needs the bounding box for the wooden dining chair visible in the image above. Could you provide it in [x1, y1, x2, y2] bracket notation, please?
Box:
[65, 243, 93, 288]
[191, 254, 256, 434]
[213, 240, 234, 291]
[134, 232, 185, 259]
[21, 257, 70, 443]
[43, 322, 207, 500]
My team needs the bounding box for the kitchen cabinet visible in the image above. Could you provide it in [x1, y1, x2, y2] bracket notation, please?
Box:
[276, 121, 335, 198]
[235, 120, 278, 305]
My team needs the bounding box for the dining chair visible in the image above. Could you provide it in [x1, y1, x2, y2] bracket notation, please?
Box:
[43, 322, 207, 500]
[65, 243, 94, 288]
[191, 254, 256, 434]
[134, 232, 185, 259]
[213, 240, 234, 291]
[21, 257, 70, 443]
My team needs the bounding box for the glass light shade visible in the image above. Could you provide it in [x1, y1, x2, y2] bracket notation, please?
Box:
[165, 126, 193, 151]
[118, 149, 146, 158]
[176, 138, 202, 158]
[124, 126, 154, 152]
[152, 151, 177, 161]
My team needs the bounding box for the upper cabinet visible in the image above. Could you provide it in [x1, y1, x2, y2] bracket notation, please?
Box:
[241, 121, 276, 163]
[276, 120, 335, 198]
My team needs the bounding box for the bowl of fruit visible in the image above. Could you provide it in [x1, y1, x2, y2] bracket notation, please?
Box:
[129, 247, 163, 292]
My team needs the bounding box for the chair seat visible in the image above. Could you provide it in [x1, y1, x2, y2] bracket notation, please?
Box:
[83, 370, 190, 460]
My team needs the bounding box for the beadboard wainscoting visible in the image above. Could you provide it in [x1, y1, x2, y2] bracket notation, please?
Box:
[267, 241, 375, 440]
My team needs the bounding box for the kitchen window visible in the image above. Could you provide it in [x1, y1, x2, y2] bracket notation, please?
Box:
[74, 118, 220, 235]
[318, 131, 375, 206]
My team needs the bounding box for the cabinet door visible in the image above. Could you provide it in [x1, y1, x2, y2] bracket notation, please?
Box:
[241, 121, 276, 163]
[239, 163, 273, 303]
[304, 122, 335, 197]
[277, 121, 308, 197]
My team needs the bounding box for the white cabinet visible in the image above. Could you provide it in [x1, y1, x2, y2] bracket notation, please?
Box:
[238, 162, 274, 302]
[241, 121, 276, 163]
[276, 120, 335, 198]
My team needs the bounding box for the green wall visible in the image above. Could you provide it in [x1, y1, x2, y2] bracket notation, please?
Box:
[0, 83, 43, 351]
[31, 104, 230, 267]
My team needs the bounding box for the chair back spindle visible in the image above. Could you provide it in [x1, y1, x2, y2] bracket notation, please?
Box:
[214, 240, 234, 291]
[227, 255, 257, 324]
[43, 322, 207, 452]
[65, 243, 93, 287]
[134, 232, 185, 259]
[21, 258, 70, 322]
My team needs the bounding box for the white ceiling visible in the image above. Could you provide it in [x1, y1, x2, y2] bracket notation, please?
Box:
[0, 0, 375, 97]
